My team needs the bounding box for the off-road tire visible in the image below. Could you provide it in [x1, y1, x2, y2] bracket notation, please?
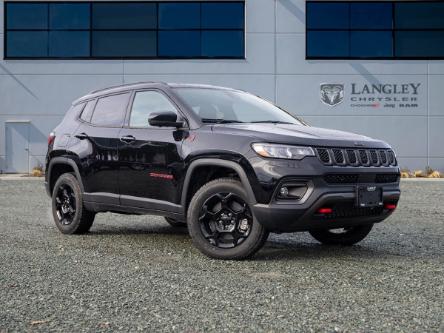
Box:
[51, 173, 95, 234]
[187, 178, 269, 260]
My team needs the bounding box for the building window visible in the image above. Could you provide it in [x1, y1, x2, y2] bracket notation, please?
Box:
[306, 1, 444, 60]
[4, 1, 245, 59]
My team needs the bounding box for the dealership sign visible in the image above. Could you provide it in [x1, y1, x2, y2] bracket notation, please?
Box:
[320, 82, 421, 109]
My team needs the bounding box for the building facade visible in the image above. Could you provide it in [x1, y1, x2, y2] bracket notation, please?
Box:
[1, 0, 444, 173]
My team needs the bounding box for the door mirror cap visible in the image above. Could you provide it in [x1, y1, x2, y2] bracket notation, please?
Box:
[148, 111, 184, 128]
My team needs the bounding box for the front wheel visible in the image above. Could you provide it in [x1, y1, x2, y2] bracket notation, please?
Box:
[187, 178, 269, 260]
[309, 224, 374, 246]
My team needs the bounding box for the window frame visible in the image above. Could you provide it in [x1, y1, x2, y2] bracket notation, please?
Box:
[305, 0, 444, 60]
[124, 88, 189, 129]
[4, 0, 246, 60]
[86, 92, 132, 128]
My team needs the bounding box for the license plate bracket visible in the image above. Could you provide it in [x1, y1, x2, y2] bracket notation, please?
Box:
[356, 186, 383, 208]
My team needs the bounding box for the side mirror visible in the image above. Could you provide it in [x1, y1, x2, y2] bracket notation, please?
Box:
[148, 111, 184, 128]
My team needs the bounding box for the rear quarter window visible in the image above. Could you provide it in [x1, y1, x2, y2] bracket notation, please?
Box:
[90, 93, 130, 127]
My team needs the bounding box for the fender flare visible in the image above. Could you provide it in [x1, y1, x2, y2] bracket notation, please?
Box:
[181, 158, 257, 207]
[47, 157, 84, 193]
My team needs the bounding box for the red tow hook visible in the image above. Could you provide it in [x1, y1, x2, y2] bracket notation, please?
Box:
[384, 203, 397, 211]
[317, 207, 333, 214]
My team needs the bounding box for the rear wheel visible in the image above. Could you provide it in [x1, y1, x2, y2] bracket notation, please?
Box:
[309, 224, 373, 246]
[187, 178, 269, 260]
[164, 217, 186, 228]
[52, 173, 95, 234]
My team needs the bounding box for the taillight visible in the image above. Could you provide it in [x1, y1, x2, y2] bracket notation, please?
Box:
[48, 132, 56, 145]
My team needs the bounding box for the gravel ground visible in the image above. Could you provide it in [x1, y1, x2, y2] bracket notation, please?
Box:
[0, 180, 443, 333]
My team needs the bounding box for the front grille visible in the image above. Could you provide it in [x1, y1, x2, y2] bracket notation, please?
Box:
[324, 173, 400, 184]
[316, 147, 397, 167]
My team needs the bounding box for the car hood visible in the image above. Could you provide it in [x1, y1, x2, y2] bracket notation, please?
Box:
[211, 123, 389, 149]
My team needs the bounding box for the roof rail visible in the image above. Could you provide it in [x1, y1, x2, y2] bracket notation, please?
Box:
[88, 81, 165, 95]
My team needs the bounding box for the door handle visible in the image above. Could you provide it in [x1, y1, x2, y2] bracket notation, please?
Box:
[75, 132, 89, 140]
[120, 135, 136, 144]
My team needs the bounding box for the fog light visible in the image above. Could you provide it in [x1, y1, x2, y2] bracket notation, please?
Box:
[279, 187, 289, 197]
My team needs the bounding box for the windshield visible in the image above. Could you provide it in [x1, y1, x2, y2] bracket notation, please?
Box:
[173, 88, 304, 125]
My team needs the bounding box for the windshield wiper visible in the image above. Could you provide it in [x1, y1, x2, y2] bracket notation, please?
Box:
[202, 118, 244, 124]
[250, 120, 295, 125]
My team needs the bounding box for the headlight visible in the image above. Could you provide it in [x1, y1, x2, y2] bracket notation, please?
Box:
[252, 143, 315, 160]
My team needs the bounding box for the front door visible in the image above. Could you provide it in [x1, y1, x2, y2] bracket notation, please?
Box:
[5, 122, 29, 173]
[118, 90, 185, 210]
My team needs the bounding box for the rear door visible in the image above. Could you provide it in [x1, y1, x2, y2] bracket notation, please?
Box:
[118, 90, 185, 210]
[73, 92, 131, 204]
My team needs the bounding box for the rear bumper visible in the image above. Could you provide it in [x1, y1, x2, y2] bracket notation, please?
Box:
[252, 187, 400, 232]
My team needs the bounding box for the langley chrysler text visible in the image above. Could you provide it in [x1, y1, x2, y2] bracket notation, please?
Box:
[45, 82, 400, 260]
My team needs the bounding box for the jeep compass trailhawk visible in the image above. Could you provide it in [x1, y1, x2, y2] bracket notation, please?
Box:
[45, 82, 400, 260]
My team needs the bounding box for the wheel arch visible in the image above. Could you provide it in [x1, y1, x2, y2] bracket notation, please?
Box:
[181, 158, 257, 209]
[47, 157, 84, 195]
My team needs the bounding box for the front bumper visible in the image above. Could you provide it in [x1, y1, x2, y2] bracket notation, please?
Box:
[253, 188, 400, 232]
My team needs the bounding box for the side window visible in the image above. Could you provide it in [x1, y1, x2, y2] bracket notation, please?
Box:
[80, 100, 96, 123]
[90, 93, 130, 127]
[129, 91, 177, 128]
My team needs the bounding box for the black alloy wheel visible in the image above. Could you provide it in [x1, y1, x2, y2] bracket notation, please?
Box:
[54, 183, 77, 225]
[199, 192, 253, 249]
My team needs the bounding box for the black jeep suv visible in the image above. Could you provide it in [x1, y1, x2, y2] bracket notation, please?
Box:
[45, 82, 400, 259]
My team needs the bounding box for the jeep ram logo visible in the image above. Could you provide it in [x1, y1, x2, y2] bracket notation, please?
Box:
[320, 84, 344, 107]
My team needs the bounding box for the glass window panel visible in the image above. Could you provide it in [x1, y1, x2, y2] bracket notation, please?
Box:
[159, 3, 200, 29]
[80, 100, 96, 123]
[158, 31, 200, 57]
[130, 91, 177, 128]
[201, 2, 244, 29]
[306, 31, 349, 58]
[395, 3, 444, 29]
[306, 3, 349, 29]
[91, 93, 130, 127]
[92, 3, 157, 29]
[202, 31, 244, 58]
[49, 31, 90, 57]
[92, 31, 157, 57]
[49, 3, 90, 30]
[350, 3, 392, 29]
[350, 31, 392, 58]
[396, 31, 444, 57]
[6, 3, 48, 29]
[6, 31, 48, 57]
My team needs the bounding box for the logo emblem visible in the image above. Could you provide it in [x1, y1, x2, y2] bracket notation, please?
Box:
[367, 186, 377, 192]
[320, 83, 344, 107]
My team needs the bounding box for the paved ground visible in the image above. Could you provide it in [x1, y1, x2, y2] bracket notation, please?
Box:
[0, 180, 442, 333]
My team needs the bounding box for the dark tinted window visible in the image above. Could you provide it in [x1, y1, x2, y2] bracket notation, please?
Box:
[49, 3, 90, 30]
[159, 31, 200, 57]
[201, 2, 245, 29]
[7, 31, 48, 57]
[351, 31, 393, 57]
[159, 3, 200, 29]
[5, 1, 245, 59]
[92, 3, 157, 29]
[130, 91, 177, 128]
[306, 2, 349, 29]
[395, 3, 444, 29]
[307, 1, 444, 59]
[350, 3, 392, 29]
[202, 31, 245, 58]
[396, 31, 444, 57]
[306, 31, 349, 58]
[6, 3, 48, 29]
[92, 31, 157, 57]
[80, 100, 96, 123]
[49, 31, 90, 57]
[91, 93, 130, 127]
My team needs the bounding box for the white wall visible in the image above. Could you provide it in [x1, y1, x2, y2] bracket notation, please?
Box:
[1, 0, 444, 172]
